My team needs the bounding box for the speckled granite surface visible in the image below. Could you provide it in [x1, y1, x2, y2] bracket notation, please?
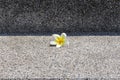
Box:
[0, 36, 120, 78]
[0, 0, 120, 34]
[0, 78, 119, 80]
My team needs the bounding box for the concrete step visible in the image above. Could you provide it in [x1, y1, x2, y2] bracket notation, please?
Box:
[0, 0, 120, 34]
[0, 36, 120, 78]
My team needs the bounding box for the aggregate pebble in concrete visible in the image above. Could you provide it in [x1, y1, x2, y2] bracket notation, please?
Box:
[0, 36, 120, 78]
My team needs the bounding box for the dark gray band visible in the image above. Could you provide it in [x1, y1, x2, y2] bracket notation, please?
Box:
[0, 0, 120, 34]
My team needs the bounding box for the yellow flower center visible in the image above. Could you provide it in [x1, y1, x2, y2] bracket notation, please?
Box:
[55, 36, 65, 45]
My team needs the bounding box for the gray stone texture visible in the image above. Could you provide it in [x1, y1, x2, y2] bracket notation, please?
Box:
[0, 36, 120, 78]
[0, 0, 120, 34]
[0, 79, 119, 80]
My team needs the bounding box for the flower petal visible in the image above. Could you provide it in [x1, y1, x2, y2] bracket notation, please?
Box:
[61, 33, 67, 38]
[52, 34, 60, 39]
[50, 41, 57, 45]
[56, 44, 62, 48]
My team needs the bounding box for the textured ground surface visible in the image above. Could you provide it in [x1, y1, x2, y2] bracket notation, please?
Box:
[0, 0, 120, 33]
[0, 36, 120, 78]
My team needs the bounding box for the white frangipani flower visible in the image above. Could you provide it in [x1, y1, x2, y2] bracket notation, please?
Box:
[50, 33, 69, 48]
